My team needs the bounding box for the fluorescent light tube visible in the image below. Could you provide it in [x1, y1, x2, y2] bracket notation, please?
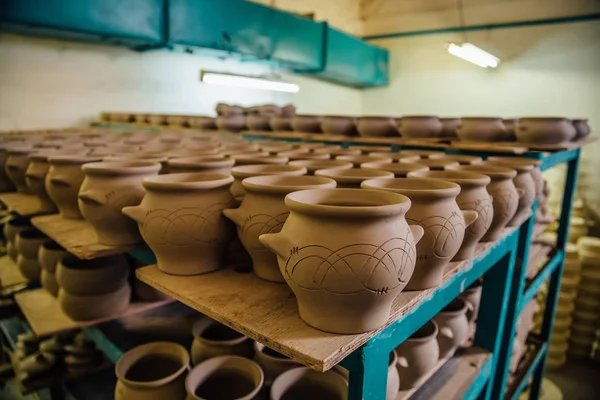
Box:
[201, 72, 299, 93]
[447, 43, 500, 68]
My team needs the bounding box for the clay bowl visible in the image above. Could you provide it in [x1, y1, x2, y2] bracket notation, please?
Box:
[56, 254, 130, 296]
[232, 155, 289, 166]
[290, 115, 324, 133]
[356, 116, 399, 137]
[321, 116, 357, 136]
[246, 115, 272, 131]
[15, 229, 47, 259]
[438, 155, 483, 165]
[288, 160, 353, 175]
[215, 115, 247, 132]
[456, 117, 510, 142]
[315, 167, 394, 188]
[398, 116, 443, 138]
[398, 150, 445, 159]
[516, 117, 576, 144]
[188, 116, 217, 130]
[440, 118, 461, 138]
[368, 151, 420, 163]
[59, 284, 131, 321]
[572, 119, 591, 140]
[361, 161, 429, 178]
[168, 157, 234, 174]
[335, 155, 393, 168]
[269, 116, 292, 131]
[314, 148, 361, 159]
[415, 158, 459, 171]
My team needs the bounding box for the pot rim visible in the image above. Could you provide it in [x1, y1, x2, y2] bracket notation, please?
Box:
[460, 117, 504, 121]
[362, 177, 460, 199]
[285, 188, 411, 218]
[103, 156, 168, 163]
[192, 318, 250, 346]
[142, 172, 233, 190]
[232, 165, 306, 178]
[82, 161, 161, 175]
[288, 160, 353, 170]
[167, 157, 234, 169]
[242, 175, 336, 194]
[418, 159, 460, 168]
[336, 155, 393, 164]
[398, 150, 445, 159]
[253, 342, 298, 365]
[438, 298, 468, 316]
[406, 170, 491, 186]
[484, 159, 533, 173]
[449, 164, 517, 179]
[361, 161, 429, 174]
[315, 167, 394, 183]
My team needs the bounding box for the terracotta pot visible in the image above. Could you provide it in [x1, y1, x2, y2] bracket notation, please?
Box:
[191, 319, 254, 365]
[260, 188, 424, 333]
[440, 118, 461, 138]
[485, 159, 534, 227]
[59, 283, 131, 321]
[4, 216, 32, 243]
[224, 175, 336, 282]
[516, 117, 576, 144]
[216, 104, 244, 116]
[17, 255, 42, 281]
[230, 164, 306, 201]
[0, 146, 17, 192]
[253, 343, 301, 385]
[395, 320, 439, 389]
[115, 342, 189, 400]
[46, 155, 103, 219]
[450, 165, 519, 242]
[168, 157, 234, 175]
[406, 170, 492, 261]
[314, 148, 361, 159]
[269, 116, 292, 131]
[398, 150, 445, 159]
[122, 173, 235, 275]
[572, 119, 591, 140]
[288, 160, 352, 176]
[246, 115, 272, 131]
[438, 155, 482, 165]
[356, 117, 398, 137]
[335, 155, 393, 168]
[38, 240, 67, 274]
[315, 168, 394, 188]
[6, 147, 35, 193]
[368, 151, 420, 163]
[277, 151, 330, 162]
[41, 269, 59, 296]
[188, 116, 217, 130]
[432, 298, 470, 358]
[186, 356, 264, 400]
[15, 229, 47, 259]
[362, 161, 429, 178]
[78, 161, 161, 246]
[398, 116, 443, 138]
[290, 115, 323, 133]
[25, 153, 58, 211]
[321, 116, 357, 136]
[362, 178, 477, 290]
[456, 117, 510, 142]
[271, 367, 347, 400]
[56, 254, 129, 296]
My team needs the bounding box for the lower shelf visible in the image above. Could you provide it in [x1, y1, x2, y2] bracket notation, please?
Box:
[506, 338, 547, 400]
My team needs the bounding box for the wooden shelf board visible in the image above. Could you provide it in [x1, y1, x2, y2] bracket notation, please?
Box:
[15, 288, 173, 337]
[0, 256, 28, 288]
[31, 214, 139, 260]
[136, 228, 514, 372]
[0, 193, 47, 216]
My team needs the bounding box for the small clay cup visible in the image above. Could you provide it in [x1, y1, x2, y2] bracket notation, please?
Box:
[395, 320, 439, 389]
[271, 367, 348, 400]
[315, 168, 394, 188]
[191, 318, 254, 365]
[288, 160, 352, 176]
[230, 164, 307, 202]
[362, 161, 429, 178]
[456, 117, 510, 142]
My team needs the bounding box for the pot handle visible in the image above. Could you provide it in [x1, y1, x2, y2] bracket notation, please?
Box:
[259, 232, 294, 259]
[409, 225, 425, 244]
[396, 354, 409, 369]
[440, 326, 454, 340]
[122, 205, 146, 223]
[78, 191, 106, 206]
[516, 188, 525, 199]
[461, 210, 478, 228]
[222, 208, 244, 227]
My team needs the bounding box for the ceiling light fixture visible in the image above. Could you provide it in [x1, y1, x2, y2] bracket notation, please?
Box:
[447, 43, 500, 68]
[200, 71, 300, 93]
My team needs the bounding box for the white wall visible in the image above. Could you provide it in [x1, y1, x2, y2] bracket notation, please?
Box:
[0, 34, 362, 130]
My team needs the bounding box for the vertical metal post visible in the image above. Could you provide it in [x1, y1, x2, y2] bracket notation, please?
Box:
[342, 342, 389, 400]
[529, 152, 580, 399]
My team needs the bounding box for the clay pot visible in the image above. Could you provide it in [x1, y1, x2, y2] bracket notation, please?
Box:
[216, 115, 247, 132]
[281, 104, 296, 117]
[572, 119, 591, 140]
[6, 147, 35, 193]
[290, 115, 323, 133]
[269, 116, 292, 131]
[186, 356, 264, 400]
[368, 152, 420, 163]
[398, 150, 445, 159]
[224, 175, 336, 282]
[4, 216, 32, 243]
[115, 342, 189, 400]
[387, 352, 401, 400]
[450, 165, 519, 242]
[438, 155, 482, 165]
[59, 283, 131, 321]
[166, 115, 189, 126]
[259, 188, 424, 333]
[56, 254, 129, 295]
[432, 298, 470, 358]
[293, 143, 331, 152]
[41, 270, 59, 296]
[277, 151, 330, 162]
[191, 319, 254, 365]
[395, 320, 439, 389]
[503, 119, 518, 140]
[25, 153, 58, 211]
[321, 116, 357, 136]
[16, 229, 47, 259]
[230, 164, 307, 201]
[46, 155, 103, 219]
[335, 155, 393, 168]
[456, 117, 510, 142]
[0, 146, 17, 192]
[233, 155, 288, 167]
[78, 161, 161, 246]
[460, 280, 482, 326]
[168, 157, 234, 175]
[288, 160, 352, 176]
[516, 117, 576, 144]
[314, 148, 360, 159]
[122, 173, 235, 275]
[315, 168, 394, 188]
[17, 255, 42, 281]
[271, 367, 347, 400]
[485, 158, 534, 227]
[356, 117, 398, 137]
[398, 116, 443, 138]
[188, 116, 217, 130]
[440, 118, 461, 138]
[417, 159, 459, 171]
[216, 104, 244, 116]
[406, 170, 492, 261]
[362, 178, 477, 290]
[362, 161, 429, 178]
[247, 115, 272, 131]
[253, 343, 301, 385]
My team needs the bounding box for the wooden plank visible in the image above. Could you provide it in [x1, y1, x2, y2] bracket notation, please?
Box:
[137, 228, 514, 372]
[15, 288, 173, 337]
[450, 141, 528, 154]
[31, 214, 139, 260]
[0, 193, 46, 216]
[0, 256, 28, 288]
[451, 137, 596, 154]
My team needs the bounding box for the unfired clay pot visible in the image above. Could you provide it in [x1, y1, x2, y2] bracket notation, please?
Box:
[115, 342, 190, 400]
[277, 151, 330, 162]
[398, 116, 443, 138]
[398, 150, 445, 159]
[56, 254, 129, 296]
[253, 342, 301, 385]
[572, 119, 591, 140]
[233, 155, 288, 166]
[188, 116, 217, 130]
[321, 116, 357, 136]
[438, 155, 482, 165]
[516, 118, 576, 144]
[46, 155, 103, 219]
[432, 298, 470, 359]
[336, 155, 393, 168]
[407, 170, 493, 261]
[59, 283, 131, 321]
[362, 161, 429, 178]
[315, 168, 394, 188]
[191, 318, 254, 365]
[460, 280, 482, 339]
[395, 320, 439, 389]
[367, 152, 419, 163]
[5, 147, 35, 193]
[269, 116, 292, 131]
[271, 367, 347, 400]
[4, 216, 32, 244]
[260, 188, 424, 333]
[216, 115, 247, 132]
[122, 173, 235, 275]
[288, 160, 352, 176]
[440, 118, 461, 138]
[230, 164, 307, 202]
[456, 117, 509, 142]
[224, 175, 336, 282]
[416, 158, 459, 171]
[503, 119, 518, 140]
[362, 178, 477, 290]
[356, 117, 398, 137]
[186, 356, 264, 400]
[314, 148, 361, 159]
[78, 161, 160, 246]
[15, 229, 47, 260]
[17, 255, 42, 281]
[246, 115, 272, 131]
[290, 115, 323, 133]
[450, 165, 518, 242]
[25, 153, 58, 212]
[168, 157, 234, 175]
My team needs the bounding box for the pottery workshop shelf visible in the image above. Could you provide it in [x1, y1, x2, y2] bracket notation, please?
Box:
[505, 339, 547, 400]
[0, 193, 48, 216]
[15, 288, 174, 337]
[137, 227, 516, 372]
[31, 214, 140, 260]
[0, 255, 28, 289]
[520, 249, 563, 312]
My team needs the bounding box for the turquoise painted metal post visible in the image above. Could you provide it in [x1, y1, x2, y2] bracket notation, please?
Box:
[529, 152, 580, 399]
[343, 342, 389, 400]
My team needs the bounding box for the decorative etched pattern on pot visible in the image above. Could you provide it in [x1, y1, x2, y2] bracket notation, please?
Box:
[407, 211, 466, 261]
[240, 212, 289, 249]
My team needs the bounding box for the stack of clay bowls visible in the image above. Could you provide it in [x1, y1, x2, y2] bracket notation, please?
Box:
[15, 228, 48, 281]
[3, 216, 33, 261]
[56, 254, 131, 321]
